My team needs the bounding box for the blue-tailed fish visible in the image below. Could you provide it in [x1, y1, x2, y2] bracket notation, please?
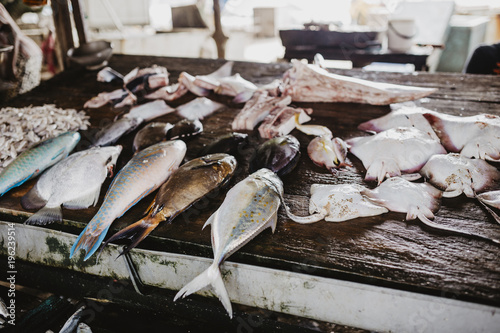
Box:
[21, 146, 122, 225]
[103, 153, 237, 256]
[70, 140, 186, 261]
[0, 132, 80, 196]
[174, 168, 283, 318]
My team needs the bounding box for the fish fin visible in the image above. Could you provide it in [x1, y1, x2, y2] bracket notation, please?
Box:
[70, 222, 111, 261]
[174, 261, 233, 318]
[2, 171, 37, 196]
[103, 214, 164, 257]
[268, 210, 278, 233]
[25, 206, 62, 225]
[416, 211, 500, 244]
[63, 185, 102, 210]
[475, 192, 500, 225]
[51, 147, 67, 161]
[202, 211, 216, 230]
[21, 185, 47, 210]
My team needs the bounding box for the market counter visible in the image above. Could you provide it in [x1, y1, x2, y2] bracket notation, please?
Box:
[1, 55, 499, 332]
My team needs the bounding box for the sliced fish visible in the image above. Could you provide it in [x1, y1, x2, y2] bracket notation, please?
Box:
[176, 97, 225, 121]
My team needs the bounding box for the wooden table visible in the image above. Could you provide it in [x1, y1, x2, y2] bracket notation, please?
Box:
[1, 55, 499, 332]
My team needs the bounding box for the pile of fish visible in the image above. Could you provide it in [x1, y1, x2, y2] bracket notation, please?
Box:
[4, 57, 500, 320]
[290, 103, 500, 244]
[0, 105, 90, 169]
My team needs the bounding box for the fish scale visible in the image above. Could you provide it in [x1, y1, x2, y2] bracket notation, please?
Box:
[0, 132, 80, 196]
[70, 140, 186, 260]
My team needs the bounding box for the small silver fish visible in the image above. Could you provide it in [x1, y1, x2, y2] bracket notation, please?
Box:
[174, 168, 283, 317]
[22, 146, 122, 225]
[93, 117, 143, 147]
[0, 132, 80, 196]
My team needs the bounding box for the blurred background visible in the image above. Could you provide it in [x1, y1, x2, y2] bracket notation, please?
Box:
[2, 0, 500, 79]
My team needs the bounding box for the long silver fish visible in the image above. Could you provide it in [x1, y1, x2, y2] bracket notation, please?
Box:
[58, 305, 86, 333]
[174, 168, 283, 317]
[70, 140, 186, 261]
[103, 153, 237, 256]
[0, 132, 80, 196]
[22, 146, 123, 225]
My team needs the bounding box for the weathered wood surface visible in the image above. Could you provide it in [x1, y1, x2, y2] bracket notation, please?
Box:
[1, 55, 500, 308]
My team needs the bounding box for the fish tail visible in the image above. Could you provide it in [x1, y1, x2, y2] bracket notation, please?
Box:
[70, 222, 111, 261]
[174, 261, 232, 318]
[25, 206, 62, 225]
[102, 214, 163, 257]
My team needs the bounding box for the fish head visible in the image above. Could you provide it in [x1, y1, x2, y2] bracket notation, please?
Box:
[51, 131, 81, 153]
[254, 168, 284, 196]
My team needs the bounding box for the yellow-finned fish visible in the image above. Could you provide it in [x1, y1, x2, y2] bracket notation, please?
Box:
[174, 168, 283, 318]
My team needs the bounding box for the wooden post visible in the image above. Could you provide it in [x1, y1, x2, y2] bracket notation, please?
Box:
[51, 0, 74, 69]
[70, 0, 88, 45]
[212, 0, 228, 59]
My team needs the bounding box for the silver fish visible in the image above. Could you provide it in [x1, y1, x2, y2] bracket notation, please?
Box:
[125, 100, 175, 122]
[22, 146, 122, 225]
[176, 97, 225, 121]
[174, 168, 283, 317]
[0, 132, 80, 196]
[70, 140, 187, 261]
[58, 305, 85, 333]
[93, 117, 143, 147]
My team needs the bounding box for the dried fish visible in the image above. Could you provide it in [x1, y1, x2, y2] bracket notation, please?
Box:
[0, 105, 89, 170]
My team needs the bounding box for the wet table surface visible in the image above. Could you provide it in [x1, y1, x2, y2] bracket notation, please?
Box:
[1, 54, 500, 309]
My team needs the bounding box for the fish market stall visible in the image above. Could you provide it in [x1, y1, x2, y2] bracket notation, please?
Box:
[1, 55, 500, 332]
